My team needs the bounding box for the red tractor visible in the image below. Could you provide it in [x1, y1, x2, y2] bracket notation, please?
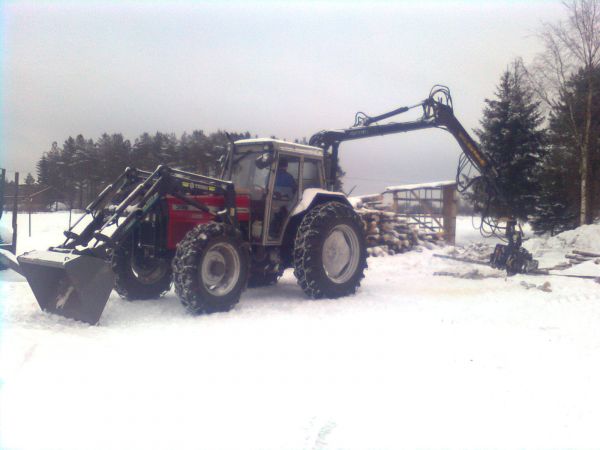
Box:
[16, 85, 536, 324]
[18, 139, 367, 324]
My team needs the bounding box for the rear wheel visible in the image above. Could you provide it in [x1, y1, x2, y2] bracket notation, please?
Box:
[294, 201, 367, 299]
[112, 238, 172, 300]
[172, 223, 249, 314]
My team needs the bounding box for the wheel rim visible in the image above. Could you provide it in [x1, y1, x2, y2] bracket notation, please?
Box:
[199, 242, 241, 296]
[130, 256, 169, 285]
[322, 224, 361, 284]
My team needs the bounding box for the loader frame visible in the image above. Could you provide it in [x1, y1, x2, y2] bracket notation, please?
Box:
[58, 165, 238, 258]
[16, 164, 241, 324]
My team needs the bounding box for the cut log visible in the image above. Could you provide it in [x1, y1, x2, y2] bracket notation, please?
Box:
[572, 250, 600, 258]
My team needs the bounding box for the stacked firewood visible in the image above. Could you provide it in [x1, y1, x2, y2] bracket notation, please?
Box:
[355, 208, 446, 257]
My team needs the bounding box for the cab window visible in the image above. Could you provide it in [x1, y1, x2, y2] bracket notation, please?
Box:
[302, 159, 322, 190]
[231, 150, 271, 201]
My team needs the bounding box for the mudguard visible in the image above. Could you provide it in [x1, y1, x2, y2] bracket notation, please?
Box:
[291, 188, 352, 217]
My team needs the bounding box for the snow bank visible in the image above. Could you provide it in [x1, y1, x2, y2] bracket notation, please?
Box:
[528, 222, 600, 254]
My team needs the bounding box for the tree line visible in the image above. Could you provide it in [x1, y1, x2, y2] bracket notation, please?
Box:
[35, 130, 250, 209]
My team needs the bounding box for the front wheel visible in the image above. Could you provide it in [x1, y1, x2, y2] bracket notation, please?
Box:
[112, 238, 172, 300]
[293, 201, 367, 299]
[172, 223, 249, 314]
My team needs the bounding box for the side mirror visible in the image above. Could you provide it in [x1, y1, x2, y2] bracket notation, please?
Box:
[255, 152, 273, 169]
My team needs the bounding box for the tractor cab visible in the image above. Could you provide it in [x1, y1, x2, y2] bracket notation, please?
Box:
[230, 139, 326, 245]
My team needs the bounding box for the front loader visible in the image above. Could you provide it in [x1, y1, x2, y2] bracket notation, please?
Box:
[18, 165, 244, 324]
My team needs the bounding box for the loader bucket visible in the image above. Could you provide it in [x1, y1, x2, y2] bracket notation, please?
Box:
[17, 250, 116, 325]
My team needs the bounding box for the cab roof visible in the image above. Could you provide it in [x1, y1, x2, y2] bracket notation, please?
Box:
[234, 138, 323, 157]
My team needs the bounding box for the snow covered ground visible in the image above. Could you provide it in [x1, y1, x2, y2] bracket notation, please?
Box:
[1, 212, 600, 449]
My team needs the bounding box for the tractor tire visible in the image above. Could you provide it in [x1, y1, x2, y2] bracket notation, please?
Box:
[112, 239, 172, 300]
[293, 201, 367, 299]
[172, 223, 249, 314]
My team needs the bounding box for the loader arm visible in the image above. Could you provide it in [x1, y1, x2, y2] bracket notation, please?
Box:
[60, 165, 238, 254]
[309, 85, 537, 275]
[17, 165, 239, 324]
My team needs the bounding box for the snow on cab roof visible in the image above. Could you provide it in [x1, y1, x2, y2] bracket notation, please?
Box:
[235, 138, 321, 151]
[384, 180, 456, 192]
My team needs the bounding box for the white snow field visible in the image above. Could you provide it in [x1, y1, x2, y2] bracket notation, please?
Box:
[1, 212, 600, 449]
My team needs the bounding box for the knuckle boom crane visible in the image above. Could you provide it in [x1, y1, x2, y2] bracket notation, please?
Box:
[309, 85, 538, 275]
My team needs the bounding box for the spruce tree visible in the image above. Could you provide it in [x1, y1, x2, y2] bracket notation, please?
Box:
[531, 143, 579, 234]
[36, 155, 49, 184]
[468, 61, 546, 221]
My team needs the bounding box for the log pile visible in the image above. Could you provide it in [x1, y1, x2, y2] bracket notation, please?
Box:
[355, 208, 446, 257]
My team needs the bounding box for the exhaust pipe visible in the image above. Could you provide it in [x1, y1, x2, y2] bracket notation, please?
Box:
[17, 250, 115, 325]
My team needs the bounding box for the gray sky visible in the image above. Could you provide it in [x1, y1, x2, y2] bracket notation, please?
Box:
[1, 0, 564, 194]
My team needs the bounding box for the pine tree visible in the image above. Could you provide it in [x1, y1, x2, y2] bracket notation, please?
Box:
[131, 133, 156, 170]
[467, 61, 546, 221]
[47, 142, 64, 198]
[60, 137, 77, 203]
[97, 133, 131, 183]
[530, 142, 579, 234]
[72, 135, 98, 207]
[36, 155, 49, 184]
[180, 130, 211, 174]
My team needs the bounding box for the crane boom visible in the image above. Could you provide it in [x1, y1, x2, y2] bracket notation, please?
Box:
[309, 85, 538, 275]
[309, 85, 496, 189]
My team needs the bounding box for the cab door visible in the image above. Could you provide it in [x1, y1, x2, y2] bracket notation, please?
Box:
[265, 154, 301, 243]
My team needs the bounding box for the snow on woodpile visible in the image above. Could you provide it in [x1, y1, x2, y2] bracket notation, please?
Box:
[356, 208, 445, 257]
[384, 180, 456, 192]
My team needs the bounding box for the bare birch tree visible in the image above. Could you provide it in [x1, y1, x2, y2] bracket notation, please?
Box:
[528, 0, 600, 225]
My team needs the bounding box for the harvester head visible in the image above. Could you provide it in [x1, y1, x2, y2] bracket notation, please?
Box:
[17, 250, 115, 325]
